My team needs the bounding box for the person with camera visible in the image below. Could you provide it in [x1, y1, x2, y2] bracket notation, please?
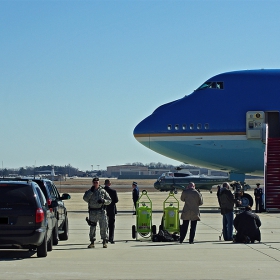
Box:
[219, 182, 235, 241]
[234, 205, 261, 243]
[83, 177, 112, 248]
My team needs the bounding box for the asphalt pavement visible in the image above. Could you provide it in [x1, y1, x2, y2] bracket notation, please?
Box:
[0, 191, 280, 280]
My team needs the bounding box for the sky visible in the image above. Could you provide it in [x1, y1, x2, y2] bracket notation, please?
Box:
[1, 0, 280, 171]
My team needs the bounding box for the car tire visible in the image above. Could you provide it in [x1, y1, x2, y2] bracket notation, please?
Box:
[53, 222, 59, 245]
[47, 232, 53, 252]
[37, 234, 47, 258]
[59, 216, 69, 241]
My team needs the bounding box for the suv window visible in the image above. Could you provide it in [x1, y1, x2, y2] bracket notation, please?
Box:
[0, 183, 36, 208]
[45, 181, 59, 199]
[35, 186, 47, 206]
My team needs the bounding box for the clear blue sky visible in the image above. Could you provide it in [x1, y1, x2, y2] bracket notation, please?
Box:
[1, 0, 280, 171]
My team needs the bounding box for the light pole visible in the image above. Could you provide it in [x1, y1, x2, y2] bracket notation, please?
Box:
[91, 165, 93, 177]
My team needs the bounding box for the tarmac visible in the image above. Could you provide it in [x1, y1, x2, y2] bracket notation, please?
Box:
[1, 190, 280, 279]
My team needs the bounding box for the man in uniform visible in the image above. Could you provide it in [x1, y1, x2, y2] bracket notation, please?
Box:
[254, 183, 263, 213]
[132, 181, 139, 215]
[104, 179, 119, 244]
[83, 177, 112, 248]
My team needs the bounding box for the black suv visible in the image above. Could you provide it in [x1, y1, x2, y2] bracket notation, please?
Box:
[0, 181, 55, 257]
[31, 178, 71, 245]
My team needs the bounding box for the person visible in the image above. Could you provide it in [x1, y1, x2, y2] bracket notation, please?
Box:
[132, 181, 139, 215]
[254, 183, 263, 213]
[217, 185, 221, 207]
[83, 177, 112, 248]
[219, 182, 235, 241]
[234, 206, 261, 243]
[103, 179, 119, 244]
[179, 182, 203, 244]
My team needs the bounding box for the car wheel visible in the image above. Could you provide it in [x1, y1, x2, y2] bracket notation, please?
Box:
[59, 216, 69, 241]
[47, 232, 53, 251]
[37, 234, 47, 258]
[52, 222, 59, 245]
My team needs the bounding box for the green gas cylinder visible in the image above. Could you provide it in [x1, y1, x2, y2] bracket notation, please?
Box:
[164, 205, 179, 232]
[137, 205, 152, 234]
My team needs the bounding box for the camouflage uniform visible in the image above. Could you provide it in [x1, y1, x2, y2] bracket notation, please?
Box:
[83, 186, 112, 243]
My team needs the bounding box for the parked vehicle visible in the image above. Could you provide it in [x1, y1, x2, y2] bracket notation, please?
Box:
[3, 177, 71, 245]
[0, 180, 55, 257]
[31, 178, 71, 244]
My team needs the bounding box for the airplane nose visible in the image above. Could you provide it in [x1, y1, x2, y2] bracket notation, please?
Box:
[133, 117, 152, 148]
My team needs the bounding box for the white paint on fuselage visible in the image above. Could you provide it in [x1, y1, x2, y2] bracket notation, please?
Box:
[135, 134, 265, 175]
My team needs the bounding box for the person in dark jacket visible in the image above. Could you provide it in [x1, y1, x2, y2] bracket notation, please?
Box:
[219, 182, 236, 241]
[103, 179, 119, 244]
[234, 206, 261, 243]
[132, 181, 139, 215]
[217, 185, 221, 207]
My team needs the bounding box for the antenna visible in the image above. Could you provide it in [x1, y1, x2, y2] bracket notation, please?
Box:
[33, 160, 36, 179]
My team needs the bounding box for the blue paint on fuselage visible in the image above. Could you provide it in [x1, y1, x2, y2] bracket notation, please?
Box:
[134, 69, 280, 176]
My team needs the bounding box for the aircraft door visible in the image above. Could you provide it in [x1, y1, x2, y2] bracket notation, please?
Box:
[265, 111, 280, 138]
[246, 111, 265, 139]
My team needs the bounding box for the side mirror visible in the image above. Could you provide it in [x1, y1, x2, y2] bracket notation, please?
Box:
[61, 193, 71, 200]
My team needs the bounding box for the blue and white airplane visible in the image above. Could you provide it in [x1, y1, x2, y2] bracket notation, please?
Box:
[133, 69, 280, 183]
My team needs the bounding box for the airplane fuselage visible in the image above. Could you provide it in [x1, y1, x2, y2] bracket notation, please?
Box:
[134, 70, 280, 181]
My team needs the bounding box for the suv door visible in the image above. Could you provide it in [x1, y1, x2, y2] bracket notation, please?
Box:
[34, 185, 53, 246]
[45, 181, 67, 229]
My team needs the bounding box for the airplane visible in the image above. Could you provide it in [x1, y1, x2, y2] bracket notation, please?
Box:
[133, 69, 280, 210]
[154, 171, 230, 193]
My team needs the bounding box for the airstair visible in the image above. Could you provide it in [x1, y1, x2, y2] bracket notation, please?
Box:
[265, 137, 280, 211]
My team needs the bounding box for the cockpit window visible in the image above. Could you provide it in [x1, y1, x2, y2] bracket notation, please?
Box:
[196, 81, 223, 90]
[216, 82, 224, 89]
[197, 82, 212, 90]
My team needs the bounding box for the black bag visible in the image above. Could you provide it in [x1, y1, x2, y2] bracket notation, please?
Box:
[158, 229, 174, 242]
